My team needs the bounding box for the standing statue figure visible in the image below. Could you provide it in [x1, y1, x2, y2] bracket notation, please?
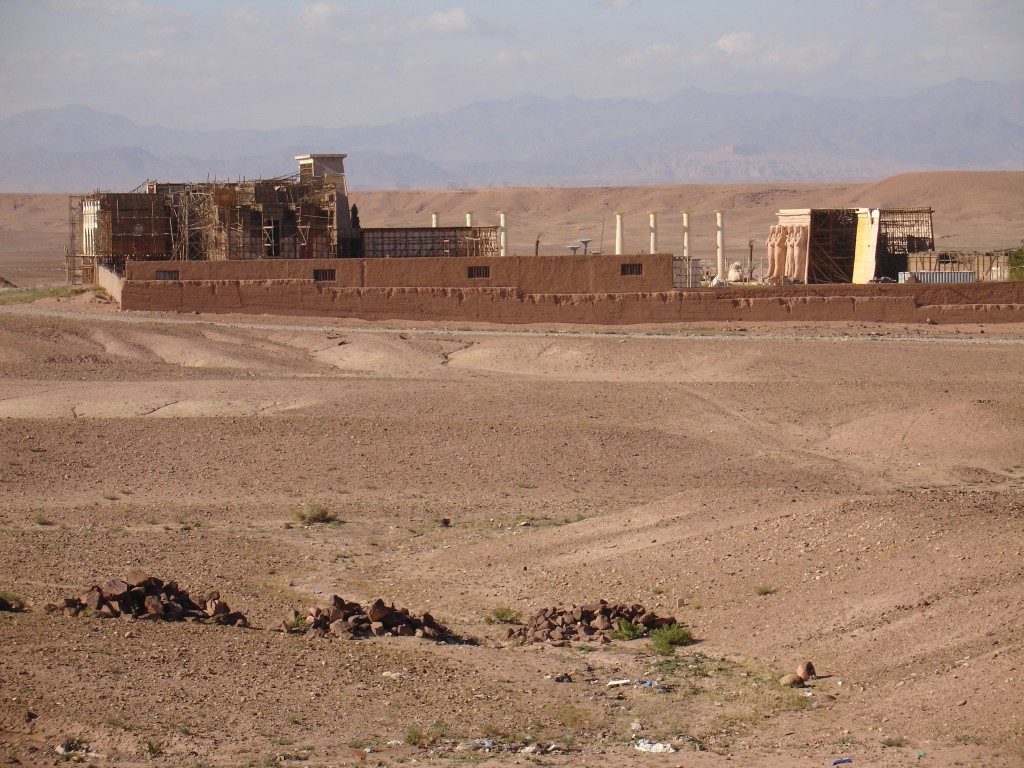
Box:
[785, 226, 799, 282]
[770, 227, 786, 284]
[791, 225, 808, 283]
[765, 226, 778, 283]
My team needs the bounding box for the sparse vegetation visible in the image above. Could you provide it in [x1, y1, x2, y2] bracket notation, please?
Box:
[142, 740, 163, 758]
[551, 704, 590, 729]
[485, 606, 521, 624]
[882, 736, 908, 748]
[755, 584, 776, 596]
[33, 516, 53, 526]
[291, 502, 340, 525]
[647, 623, 695, 655]
[1010, 240, 1024, 281]
[0, 286, 95, 306]
[610, 618, 645, 641]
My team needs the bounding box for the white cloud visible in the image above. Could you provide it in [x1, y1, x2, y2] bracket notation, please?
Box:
[299, 2, 344, 26]
[714, 31, 754, 56]
[424, 7, 479, 35]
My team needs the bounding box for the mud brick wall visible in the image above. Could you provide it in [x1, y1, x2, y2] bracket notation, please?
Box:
[121, 274, 1024, 325]
[124, 253, 676, 294]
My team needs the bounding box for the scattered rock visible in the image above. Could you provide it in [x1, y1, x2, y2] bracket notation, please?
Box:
[797, 660, 817, 681]
[46, 571, 248, 626]
[780, 673, 806, 688]
[273, 595, 466, 643]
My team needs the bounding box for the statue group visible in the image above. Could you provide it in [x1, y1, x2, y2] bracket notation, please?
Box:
[765, 225, 808, 284]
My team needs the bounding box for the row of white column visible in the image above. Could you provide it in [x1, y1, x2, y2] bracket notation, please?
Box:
[429, 209, 727, 279]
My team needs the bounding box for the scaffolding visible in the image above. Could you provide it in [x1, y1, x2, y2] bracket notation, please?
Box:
[361, 226, 500, 260]
[806, 209, 859, 284]
[67, 174, 339, 282]
[876, 208, 934, 279]
[908, 249, 1011, 282]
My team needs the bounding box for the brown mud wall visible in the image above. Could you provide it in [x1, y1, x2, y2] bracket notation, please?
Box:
[125, 254, 674, 294]
[122, 279, 1024, 325]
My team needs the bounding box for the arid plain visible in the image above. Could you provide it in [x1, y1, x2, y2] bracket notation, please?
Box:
[1, 174, 1022, 767]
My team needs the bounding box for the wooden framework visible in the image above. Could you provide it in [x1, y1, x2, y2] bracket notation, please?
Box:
[807, 209, 858, 284]
[360, 227, 500, 260]
[67, 175, 339, 282]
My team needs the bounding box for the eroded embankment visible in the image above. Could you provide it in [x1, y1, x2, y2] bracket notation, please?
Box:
[120, 280, 1024, 324]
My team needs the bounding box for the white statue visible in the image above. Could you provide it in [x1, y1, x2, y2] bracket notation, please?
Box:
[791, 225, 808, 283]
[765, 226, 778, 283]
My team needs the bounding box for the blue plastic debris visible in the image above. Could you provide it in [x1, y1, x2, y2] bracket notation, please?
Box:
[832, 759, 853, 766]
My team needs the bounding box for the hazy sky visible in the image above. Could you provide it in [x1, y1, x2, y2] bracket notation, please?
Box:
[1, 0, 1021, 129]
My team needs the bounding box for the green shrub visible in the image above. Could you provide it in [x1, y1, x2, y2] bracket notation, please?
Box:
[1010, 241, 1024, 282]
[610, 618, 645, 641]
[485, 606, 521, 625]
[646, 623, 695, 655]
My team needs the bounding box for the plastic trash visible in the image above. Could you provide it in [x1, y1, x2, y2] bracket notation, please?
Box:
[832, 759, 853, 766]
[635, 739, 676, 753]
[606, 678, 631, 688]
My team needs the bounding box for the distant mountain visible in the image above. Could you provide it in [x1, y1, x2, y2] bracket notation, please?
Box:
[0, 79, 1020, 192]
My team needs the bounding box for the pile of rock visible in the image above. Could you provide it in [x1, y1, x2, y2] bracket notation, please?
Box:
[48, 569, 248, 626]
[274, 595, 461, 642]
[508, 600, 678, 646]
[0, 592, 26, 612]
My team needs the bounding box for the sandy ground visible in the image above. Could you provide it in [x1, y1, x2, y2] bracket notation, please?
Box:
[1, 173, 1022, 766]
[0, 291, 1022, 767]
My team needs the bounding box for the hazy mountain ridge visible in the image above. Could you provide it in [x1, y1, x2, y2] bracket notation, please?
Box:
[0, 79, 1020, 192]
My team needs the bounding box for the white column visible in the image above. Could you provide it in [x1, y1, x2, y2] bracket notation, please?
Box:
[431, 212, 439, 228]
[649, 212, 658, 254]
[498, 211, 507, 257]
[681, 211, 690, 262]
[465, 212, 473, 227]
[614, 212, 623, 256]
[716, 210, 726, 281]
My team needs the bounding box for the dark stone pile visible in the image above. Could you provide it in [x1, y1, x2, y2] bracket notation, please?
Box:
[48, 569, 248, 626]
[0, 592, 26, 612]
[507, 600, 677, 646]
[274, 595, 462, 642]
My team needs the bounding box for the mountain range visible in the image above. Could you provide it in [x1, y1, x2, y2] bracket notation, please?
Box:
[1, 79, 1021, 192]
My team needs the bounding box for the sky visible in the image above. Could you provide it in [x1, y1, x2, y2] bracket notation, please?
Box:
[0, 0, 1021, 130]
